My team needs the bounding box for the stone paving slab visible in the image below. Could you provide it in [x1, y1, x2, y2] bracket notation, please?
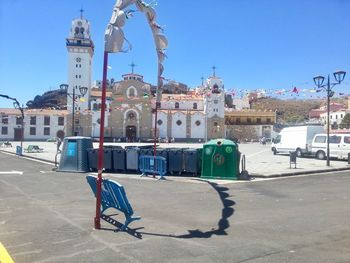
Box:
[1, 141, 349, 177]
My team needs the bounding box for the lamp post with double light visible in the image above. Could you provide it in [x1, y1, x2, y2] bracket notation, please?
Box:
[313, 70, 346, 166]
[0, 94, 24, 155]
[60, 84, 88, 136]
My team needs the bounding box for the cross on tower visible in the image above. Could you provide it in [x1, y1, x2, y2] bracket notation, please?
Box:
[212, 65, 216, 77]
[129, 61, 137, 74]
[80, 8, 84, 19]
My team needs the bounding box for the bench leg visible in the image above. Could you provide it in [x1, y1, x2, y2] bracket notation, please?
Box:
[122, 215, 141, 231]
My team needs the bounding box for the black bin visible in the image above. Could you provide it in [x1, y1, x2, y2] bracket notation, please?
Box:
[87, 147, 113, 171]
[113, 148, 126, 172]
[168, 148, 184, 175]
[184, 149, 199, 176]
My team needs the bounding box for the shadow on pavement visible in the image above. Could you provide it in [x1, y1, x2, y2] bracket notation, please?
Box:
[129, 181, 236, 239]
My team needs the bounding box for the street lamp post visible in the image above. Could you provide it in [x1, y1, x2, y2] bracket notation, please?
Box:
[313, 70, 346, 166]
[0, 94, 24, 155]
[60, 84, 88, 136]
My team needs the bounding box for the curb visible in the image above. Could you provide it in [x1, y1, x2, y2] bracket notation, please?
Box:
[251, 166, 350, 178]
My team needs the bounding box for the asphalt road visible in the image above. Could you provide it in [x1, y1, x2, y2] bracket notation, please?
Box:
[1, 152, 350, 263]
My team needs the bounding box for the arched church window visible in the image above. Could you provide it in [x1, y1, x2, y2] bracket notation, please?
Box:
[80, 27, 85, 33]
[212, 84, 220, 94]
[175, 102, 179, 109]
[157, 119, 163, 125]
[193, 103, 197, 110]
[176, 120, 182, 126]
[127, 111, 136, 120]
[129, 89, 135, 97]
[75, 27, 79, 34]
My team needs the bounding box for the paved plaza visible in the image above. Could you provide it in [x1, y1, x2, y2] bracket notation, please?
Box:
[1, 140, 349, 177]
[0, 152, 350, 262]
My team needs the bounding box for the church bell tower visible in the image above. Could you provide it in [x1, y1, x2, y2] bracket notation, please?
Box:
[66, 10, 94, 113]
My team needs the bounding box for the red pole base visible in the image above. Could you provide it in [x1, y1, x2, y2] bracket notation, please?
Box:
[94, 217, 101, 229]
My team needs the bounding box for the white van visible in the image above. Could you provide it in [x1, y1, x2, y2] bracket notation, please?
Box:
[311, 133, 350, 160]
[271, 126, 324, 157]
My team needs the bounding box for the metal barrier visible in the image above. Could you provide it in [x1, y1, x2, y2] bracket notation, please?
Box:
[139, 155, 167, 180]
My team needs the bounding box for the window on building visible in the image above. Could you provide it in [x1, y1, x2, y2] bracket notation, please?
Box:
[157, 119, 163, 125]
[267, 118, 271, 124]
[1, 127, 8, 135]
[58, 117, 64, 126]
[193, 103, 198, 110]
[176, 120, 182, 126]
[257, 118, 261, 124]
[44, 127, 50, 136]
[16, 116, 23, 125]
[236, 118, 241, 124]
[75, 118, 80, 124]
[30, 127, 36, 135]
[44, 116, 50, 126]
[2, 115, 8, 124]
[175, 102, 179, 109]
[247, 118, 252, 124]
[127, 111, 136, 120]
[213, 122, 218, 127]
[195, 120, 201, 126]
[129, 88, 135, 97]
[30, 116, 36, 125]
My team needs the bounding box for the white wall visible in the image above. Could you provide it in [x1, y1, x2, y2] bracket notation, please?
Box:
[190, 113, 205, 138]
[0, 114, 66, 141]
[171, 112, 187, 138]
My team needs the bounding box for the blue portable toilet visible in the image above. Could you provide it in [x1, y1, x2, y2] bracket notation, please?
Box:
[57, 136, 93, 173]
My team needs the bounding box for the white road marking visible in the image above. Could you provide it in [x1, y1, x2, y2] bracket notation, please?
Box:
[0, 170, 23, 175]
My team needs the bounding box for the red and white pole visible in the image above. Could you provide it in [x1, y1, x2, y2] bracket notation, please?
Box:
[95, 51, 109, 229]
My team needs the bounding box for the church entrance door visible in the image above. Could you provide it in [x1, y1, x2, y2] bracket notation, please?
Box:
[126, 126, 137, 142]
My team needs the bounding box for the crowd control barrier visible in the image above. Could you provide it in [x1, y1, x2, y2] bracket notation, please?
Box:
[139, 155, 167, 180]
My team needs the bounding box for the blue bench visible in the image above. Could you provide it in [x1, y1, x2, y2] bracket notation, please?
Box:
[86, 175, 141, 230]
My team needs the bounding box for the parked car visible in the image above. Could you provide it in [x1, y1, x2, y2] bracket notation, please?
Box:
[311, 133, 350, 160]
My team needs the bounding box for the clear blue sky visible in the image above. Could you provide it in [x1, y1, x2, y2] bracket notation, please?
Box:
[0, 0, 349, 108]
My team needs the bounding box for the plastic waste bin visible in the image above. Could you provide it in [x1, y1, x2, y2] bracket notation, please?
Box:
[126, 147, 140, 171]
[57, 136, 93, 173]
[197, 148, 203, 175]
[183, 149, 199, 176]
[113, 148, 126, 172]
[16, 145, 22, 156]
[87, 147, 113, 171]
[168, 148, 184, 175]
[201, 139, 240, 180]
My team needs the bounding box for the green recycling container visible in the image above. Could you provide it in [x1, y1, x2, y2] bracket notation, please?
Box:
[201, 139, 240, 180]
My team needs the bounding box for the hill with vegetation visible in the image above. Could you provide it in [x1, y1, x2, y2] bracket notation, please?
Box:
[251, 97, 323, 124]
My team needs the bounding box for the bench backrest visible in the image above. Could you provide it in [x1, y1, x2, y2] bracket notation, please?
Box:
[86, 175, 134, 215]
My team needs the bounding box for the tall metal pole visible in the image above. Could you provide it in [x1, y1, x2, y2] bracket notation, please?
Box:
[72, 88, 75, 136]
[326, 75, 330, 167]
[20, 106, 24, 156]
[95, 51, 109, 229]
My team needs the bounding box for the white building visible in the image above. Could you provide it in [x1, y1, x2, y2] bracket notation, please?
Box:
[0, 109, 68, 141]
[320, 110, 349, 127]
